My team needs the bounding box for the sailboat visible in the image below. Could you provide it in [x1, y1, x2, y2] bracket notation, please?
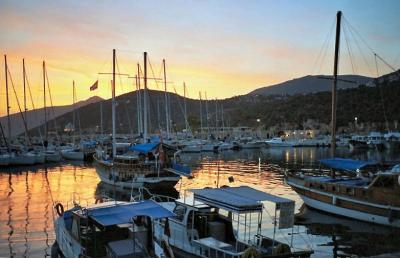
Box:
[93, 50, 188, 190]
[286, 11, 400, 227]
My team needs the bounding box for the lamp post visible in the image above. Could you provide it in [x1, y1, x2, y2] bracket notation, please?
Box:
[354, 117, 358, 132]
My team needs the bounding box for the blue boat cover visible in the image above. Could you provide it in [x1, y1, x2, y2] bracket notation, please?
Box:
[320, 158, 378, 171]
[89, 200, 174, 227]
[191, 186, 293, 212]
[128, 143, 159, 153]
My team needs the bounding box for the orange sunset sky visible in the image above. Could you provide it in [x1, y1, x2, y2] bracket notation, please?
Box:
[1, 0, 399, 116]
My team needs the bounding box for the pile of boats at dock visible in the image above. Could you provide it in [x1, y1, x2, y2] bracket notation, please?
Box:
[52, 185, 314, 258]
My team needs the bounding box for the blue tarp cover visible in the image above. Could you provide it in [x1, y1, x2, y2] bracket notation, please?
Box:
[89, 200, 174, 227]
[191, 186, 293, 212]
[128, 143, 159, 153]
[320, 158, 377, 171]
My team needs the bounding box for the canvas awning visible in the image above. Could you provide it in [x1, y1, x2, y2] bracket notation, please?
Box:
[190, 186, 293, 213]
[128, 143, 159, 153]
[88, 200, 174, 227]
[320, 158, 378, 171]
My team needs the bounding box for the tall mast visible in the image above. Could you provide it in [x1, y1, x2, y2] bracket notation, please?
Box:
[221, 102, 224, 133]
[43, 61, 47, 144]
[215, 98, 218, 133]
[183, 82, 188, 134]
[4, 55, 11, 140]
[100, 100, 103, 136]
[143, 52, 148, 143]
[72, 80, 76, 145]
[199, 91, 203, 138]
[137, 63, 142, 136]
[163, 59, 170, 139]
[331, 11, 342, 153]
[23, 59, 27, 125]
[205, 91, 209, 137]
[112, 49, 116, 158]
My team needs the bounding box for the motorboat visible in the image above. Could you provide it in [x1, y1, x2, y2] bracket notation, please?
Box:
[52, 200, 175, 258]
[154, 186, 313, 257]
[265, 137, 299, 147]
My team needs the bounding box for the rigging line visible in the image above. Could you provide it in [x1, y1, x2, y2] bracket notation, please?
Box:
[312, 16, 336, 74]
[344, 19, 374, 76]
[116, 56, 133, 135]
[6, 67, 32, 145]
[148, 57, 161, 90]
[45, 66, 61, 143]
[317, 24, 335, 75]
[374, 54, 390, 131]
[24, 67, 44, 144]
[342, 22, 356, 74]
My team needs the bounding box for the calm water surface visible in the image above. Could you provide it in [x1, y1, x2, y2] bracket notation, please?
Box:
[1, 147, 399, 257]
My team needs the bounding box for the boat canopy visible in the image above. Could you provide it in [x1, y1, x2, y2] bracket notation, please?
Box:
[190, 186, 293, 213]
[128, 143, 159, 153]
[320, 158, 378, 171]
[88, 200, 174, 227]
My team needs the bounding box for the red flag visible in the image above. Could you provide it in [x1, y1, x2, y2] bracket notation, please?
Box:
[90, 80, 98, 91]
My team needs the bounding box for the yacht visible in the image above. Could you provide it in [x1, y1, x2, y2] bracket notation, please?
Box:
[383, 132, 400, 150]
[265, 137, 299, 147]
[154, 186, 313, 257]
[52, 200, 175, 258]
[349, 135, 368, 150]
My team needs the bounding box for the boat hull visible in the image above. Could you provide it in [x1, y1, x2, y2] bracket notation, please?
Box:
[94, 160, 180, 190]
[61, 149, 84, 160]
[287, 178, 400, 228]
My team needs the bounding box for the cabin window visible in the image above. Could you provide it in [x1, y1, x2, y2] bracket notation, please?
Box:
[173, 204, 186, 222]
[309, 183, 313, 188]
[319, 184, 325, 190]
[346, 188, 355, 196]
[331, 186, 336, 192]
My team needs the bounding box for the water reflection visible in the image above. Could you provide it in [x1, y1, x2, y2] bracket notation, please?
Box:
[0, 147, 399, 257]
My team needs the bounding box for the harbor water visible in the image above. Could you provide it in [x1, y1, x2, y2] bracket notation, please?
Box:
[1, 147, 400, 257]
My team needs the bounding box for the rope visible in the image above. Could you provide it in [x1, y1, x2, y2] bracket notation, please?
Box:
[312, 16, 336, 75]
[6, 67, 32, 145]
[374, 54, 390, 131]
[25, 68, 44, 145]
[45, 67, 61, 143]
[342, 22, 356, 74]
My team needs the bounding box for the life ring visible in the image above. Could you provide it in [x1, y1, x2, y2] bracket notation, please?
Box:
[95, 197, 104, 204]
[242, 247, 260, 258]
[55, 203, 64, 217]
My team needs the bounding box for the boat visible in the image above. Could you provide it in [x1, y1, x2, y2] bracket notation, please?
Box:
[366, 132, 385, 150]
[52, 200, 175, 258]
[154, 185, 313, 257]
[94, 142, 187, 190]
[265, 137, 299, 147]
[286, 158, 400, 227]
[10, 151, 36, 165]
[0, 153, 10, 166]
[239, 137, 265, 149]
[93, 50, 188, 191]
[383, 132, 400, 150]
[286, 11, 400, 228]
[349, 135, 368, 150]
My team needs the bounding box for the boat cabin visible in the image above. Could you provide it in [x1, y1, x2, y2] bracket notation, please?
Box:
[158, 186, 312, 257]
[56, 200, 174, 258]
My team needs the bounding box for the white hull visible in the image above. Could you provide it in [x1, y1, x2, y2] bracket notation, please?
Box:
[61, 149, 84, 160]
[54, 216, 82, 258]
[182, 145, 202, 153]
[33, 152, 45, 164]
[240, 141, 264, 149]
[299, 194, 400, 227]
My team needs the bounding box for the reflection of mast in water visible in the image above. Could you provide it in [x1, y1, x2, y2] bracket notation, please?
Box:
[43, 167, 51, 256]
[7, 173, 14, 256]
[24, 172, 31, 256]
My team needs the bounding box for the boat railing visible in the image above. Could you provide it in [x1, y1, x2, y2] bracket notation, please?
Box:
[131, 187, 177, 203]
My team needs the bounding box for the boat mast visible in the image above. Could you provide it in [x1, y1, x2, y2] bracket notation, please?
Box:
[205, 91, 209, 137]
[100, 100, 103, 136]
[112, 49, 116, 158]
[143, 52, 148, 143]
[199, 91, 203, 138]
[163, 59, 170, 139]
[183, 82, 188, 134]
[331, 11, 342, 153]
[4, 55, 11, 140]
[136, 63, 142, 136]
[23, 58, 27, 132]
[43, 61, 48, 146]
[72, 80, 76, 145]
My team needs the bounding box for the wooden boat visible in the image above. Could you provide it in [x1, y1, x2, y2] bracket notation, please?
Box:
[286, 159, 400, 227]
